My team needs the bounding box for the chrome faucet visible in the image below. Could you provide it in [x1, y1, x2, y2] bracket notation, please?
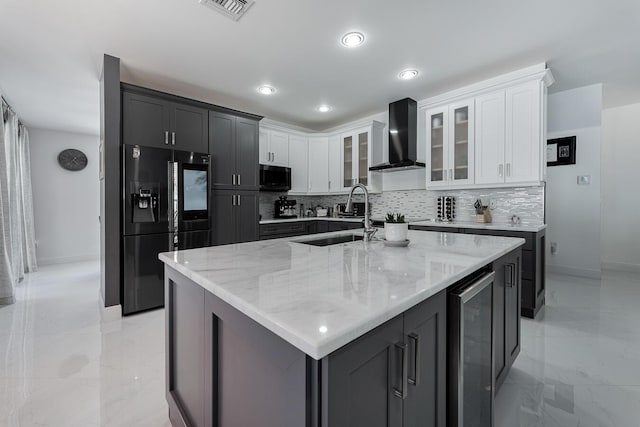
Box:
[345, 183, 377, 241]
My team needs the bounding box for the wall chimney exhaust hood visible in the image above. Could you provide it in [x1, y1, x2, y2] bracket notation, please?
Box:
[369, 97, 425, 172]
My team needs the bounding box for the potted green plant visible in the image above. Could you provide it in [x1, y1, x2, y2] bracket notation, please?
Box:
[384, 212, 408, 242]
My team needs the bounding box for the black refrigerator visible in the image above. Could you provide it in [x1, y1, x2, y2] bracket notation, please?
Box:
[122, 144, 211, 315]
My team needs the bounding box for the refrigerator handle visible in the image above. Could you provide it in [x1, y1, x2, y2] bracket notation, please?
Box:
[168, 161, 178, 233]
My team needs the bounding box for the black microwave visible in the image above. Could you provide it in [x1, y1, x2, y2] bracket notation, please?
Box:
[259, 164, 291, 192]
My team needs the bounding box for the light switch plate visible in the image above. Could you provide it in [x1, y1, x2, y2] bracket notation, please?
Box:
[577, 175, 591, 185]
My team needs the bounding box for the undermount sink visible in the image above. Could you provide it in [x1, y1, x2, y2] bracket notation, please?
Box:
[298, 234, 364, 247]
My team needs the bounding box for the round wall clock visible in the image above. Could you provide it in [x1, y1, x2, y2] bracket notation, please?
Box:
[58, 149, 88, 172]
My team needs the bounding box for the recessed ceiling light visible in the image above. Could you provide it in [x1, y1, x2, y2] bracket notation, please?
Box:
[341, 32, 365, 48]
[257, 85, 276, 95]
[317, 105, 332, 113]
[398, 69, 419, 80]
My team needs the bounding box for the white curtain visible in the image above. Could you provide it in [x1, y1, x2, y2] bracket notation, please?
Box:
[0, 99, 37, 305]
[0, 101, 15, 303]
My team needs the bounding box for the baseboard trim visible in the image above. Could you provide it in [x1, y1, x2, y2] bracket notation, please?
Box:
[547, 264, 602, 279]
[602, 261, 640, 274]
[38, 255, 99, 266]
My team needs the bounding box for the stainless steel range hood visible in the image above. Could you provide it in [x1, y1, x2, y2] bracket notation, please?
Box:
[369, 97, 425, 172]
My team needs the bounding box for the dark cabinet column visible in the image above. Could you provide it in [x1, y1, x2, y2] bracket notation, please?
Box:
[171, 103, 208, 153]
[493, 249, 522, 391]
[506, 251, 522, 368]
[236, 192, 259, 243]
[235, 117, 260, 191]
[209, 111, 236, 189]
[122, 91, 170, 148]
[323, 315, 404, 427]
[165, 270, 205, 427]
[211, 192, 236, 246]
[403, 290, 447, 427]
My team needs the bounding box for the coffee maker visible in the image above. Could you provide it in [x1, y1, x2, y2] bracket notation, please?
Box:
[274, 196, 297, 219]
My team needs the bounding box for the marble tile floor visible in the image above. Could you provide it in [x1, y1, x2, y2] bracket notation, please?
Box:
[0, 262, 170, 426]
[495, 270, 640, 427]
[1, 261, 639, 426]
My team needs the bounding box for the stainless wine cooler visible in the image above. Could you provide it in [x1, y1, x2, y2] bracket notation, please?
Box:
[448, 271, 495, 427]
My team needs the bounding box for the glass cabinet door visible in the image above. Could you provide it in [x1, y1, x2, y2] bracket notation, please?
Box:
[429, 111, 447, 184]
[450, 100, 474, 185]
[357, 131, 368, 186]
[343, 135, 353, 188]
[453, 106, 469, 180]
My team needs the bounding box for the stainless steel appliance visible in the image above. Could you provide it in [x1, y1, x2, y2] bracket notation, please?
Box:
[259, 164, 291, 192]
[274, 196, 297, 219]
[122, 145, 211, 315]
[335, 202, 366, 217]
[448, 270, 495, 427]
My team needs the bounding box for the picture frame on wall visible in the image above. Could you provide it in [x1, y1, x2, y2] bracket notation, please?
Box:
[547, 136, 576, 166]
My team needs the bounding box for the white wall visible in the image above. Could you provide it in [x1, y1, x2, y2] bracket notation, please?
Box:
[601, 103, 640, 272]
[29, 128, 100, 264]
[546, 84, 602, 278]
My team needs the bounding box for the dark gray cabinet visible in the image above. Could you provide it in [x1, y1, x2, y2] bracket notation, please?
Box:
[165, 271, 206, 427]
[122, 90, 208, 153]
[212, 191, 258, 245]
[493, 249, 522, 391]
[259, 220, 361, 241]
[328, 221, 363, 232]
[323, 290, 447, 427]
[410, 224, 545, 319]
[260, 222, 308, 240]
[209, 111, 259, 191]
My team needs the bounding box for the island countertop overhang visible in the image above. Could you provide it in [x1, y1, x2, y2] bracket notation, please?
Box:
[159, 230, 524, 359]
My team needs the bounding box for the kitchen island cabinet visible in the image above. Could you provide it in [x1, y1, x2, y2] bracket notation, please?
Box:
[160, 230, 523, 427]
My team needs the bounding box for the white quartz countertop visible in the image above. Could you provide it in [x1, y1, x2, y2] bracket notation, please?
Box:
[159, 230, 524, 359]
[409, 220, 547, 233]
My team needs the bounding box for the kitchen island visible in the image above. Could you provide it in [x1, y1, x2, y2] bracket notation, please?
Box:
[159, 229, 524, 427]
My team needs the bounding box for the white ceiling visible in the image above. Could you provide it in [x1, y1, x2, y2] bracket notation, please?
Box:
[1, 0, 639, 136]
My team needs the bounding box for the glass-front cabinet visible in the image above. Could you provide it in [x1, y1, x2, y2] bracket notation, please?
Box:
[341, 127, 371, 191]
[426, 99, 475, 188]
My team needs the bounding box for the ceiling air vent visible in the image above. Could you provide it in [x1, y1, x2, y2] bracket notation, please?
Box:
[199, 0, 255, 21]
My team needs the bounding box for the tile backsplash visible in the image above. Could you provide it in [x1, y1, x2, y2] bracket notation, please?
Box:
[260, 186, 545, 225]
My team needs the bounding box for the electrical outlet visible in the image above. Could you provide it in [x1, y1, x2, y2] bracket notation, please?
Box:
[550, 242, 558, 255]
[577, 175, 591, 185]
[489, 199, 496, 209]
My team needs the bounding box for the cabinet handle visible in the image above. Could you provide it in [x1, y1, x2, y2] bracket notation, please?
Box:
[232, 195, 236, 206]
[408, 333, 420, 386]
[272, 152, 275, 162]
[450, 169, 453, 181]
[171, 132, 176, 145]
[164, 131, 169, 145]
[237, 194, 241, 206]
[506, 163, 511, 177]
[232, 174, 236, 186]
[393, 342, 408, 400]
[328, 180, 331, 190]
[237, 174, 241, 186]
[505, 263, 514, 287]
[499, 164, 504, 178]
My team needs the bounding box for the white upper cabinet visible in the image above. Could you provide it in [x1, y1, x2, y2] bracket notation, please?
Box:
[423, 64, 552, 190]
[426, 99, 475, 188]
[505, 81, 542, 184]
[308, 137, 329, 193]
[288, 136, 308, 193]
[259, 130, 289, 166]
[474, 82, 545, 187]
[475, 90, 506, 185]
[328, 135, 342, 193]
[340, 122, 384, 193]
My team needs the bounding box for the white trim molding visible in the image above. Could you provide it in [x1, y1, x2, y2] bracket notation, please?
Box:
[547, 264, 602, 279]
